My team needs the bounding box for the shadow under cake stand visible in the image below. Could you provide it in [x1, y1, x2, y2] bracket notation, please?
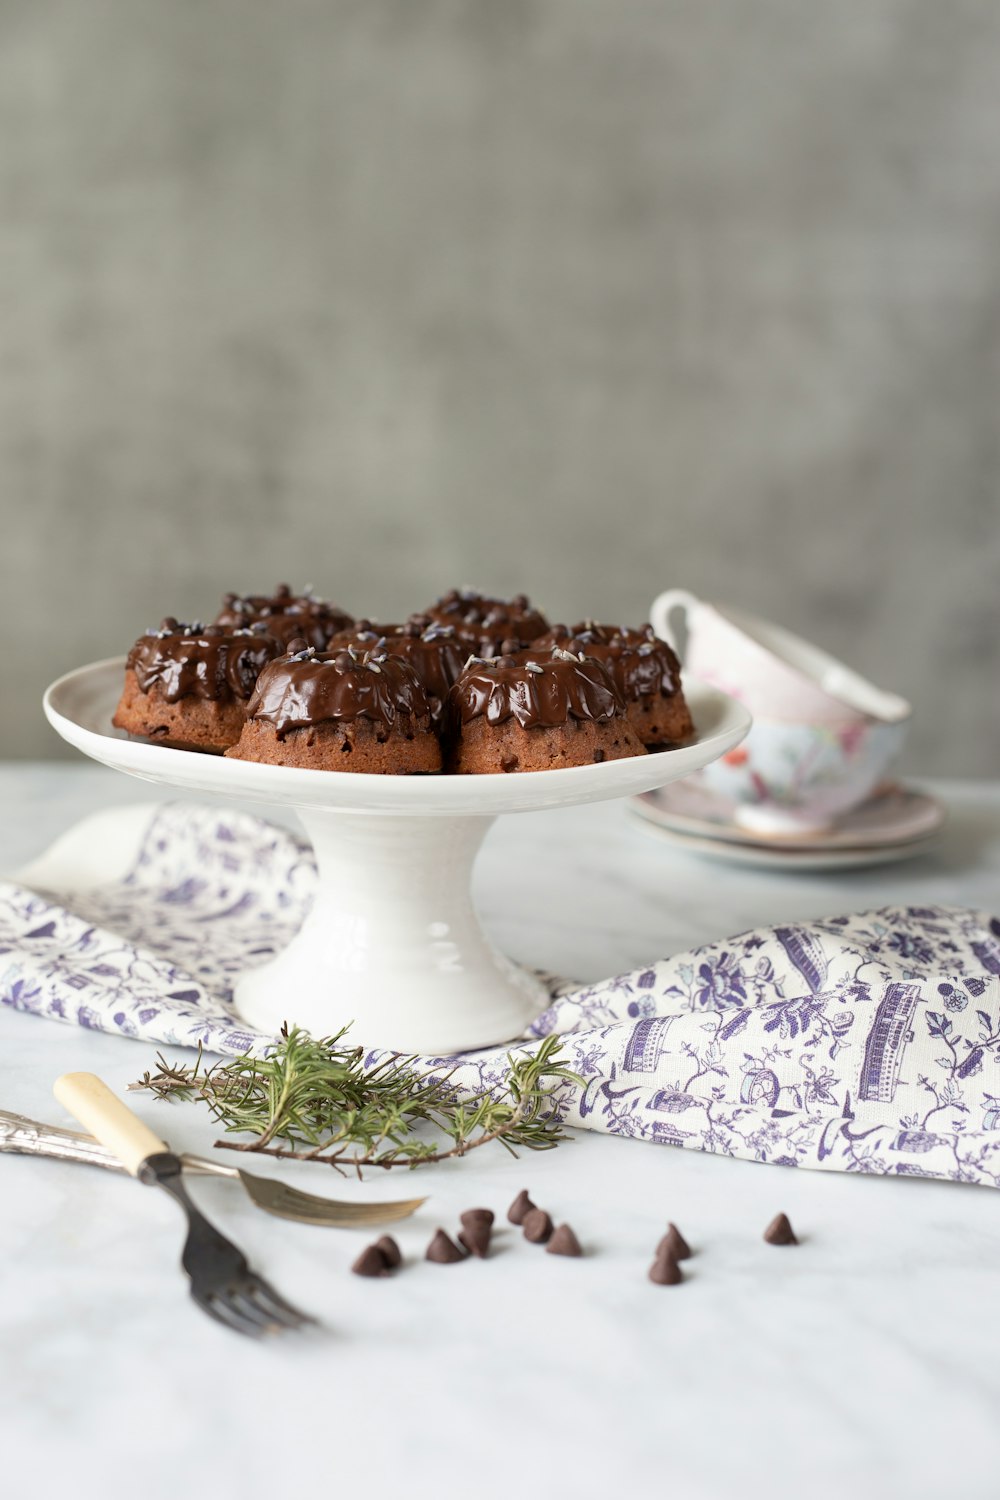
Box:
[44, 659, 751, 1053]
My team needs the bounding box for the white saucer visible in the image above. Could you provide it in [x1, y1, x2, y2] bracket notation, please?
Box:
[630, 779, 945, 871]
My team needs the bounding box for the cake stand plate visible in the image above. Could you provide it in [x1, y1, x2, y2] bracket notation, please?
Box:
[43, 659, 751, 1052]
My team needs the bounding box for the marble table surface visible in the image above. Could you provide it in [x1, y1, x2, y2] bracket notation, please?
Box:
[3, 764, 1000, 1500]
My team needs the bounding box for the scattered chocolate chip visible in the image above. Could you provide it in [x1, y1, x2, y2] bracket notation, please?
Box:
[374, 1235, 402, 1268]
[522, 1207, 554, 1244]
[546, 1223, 582, 1257]
[458, 1222, 492, 1258]
[460, 1208, 495, 1230]
[649, 1249, 683, 1286]
[658, 1223, 692, 1261]
[425, 1229, 466, 1264]
[763, 1212, 798, 1246]
[507, 1189, 535, 1225]
[352, 1244, 390, 1278]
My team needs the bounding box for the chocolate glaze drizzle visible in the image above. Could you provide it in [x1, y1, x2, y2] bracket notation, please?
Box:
[215, 584, 353, 650]
[449, 650, 626, 729]
[245, 648, 432, 738]
[535, 622, 681, 701]
[333, 619, 466, 721]
[127, 620, 280, 704]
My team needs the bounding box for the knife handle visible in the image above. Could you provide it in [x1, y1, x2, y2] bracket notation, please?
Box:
[53, 1073, 169, 1176]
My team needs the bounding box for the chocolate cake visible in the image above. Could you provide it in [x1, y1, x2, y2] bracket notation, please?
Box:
[535, 622, 694, 746]
[226, 645, 442, 773]
[215, 583, 353, 651]
[446, 649, 646, 773]
[112, 619, 281, 753]
[112, 587, 701, 775]
[333, 619, 466, 729]
[414, 589, 549, 656]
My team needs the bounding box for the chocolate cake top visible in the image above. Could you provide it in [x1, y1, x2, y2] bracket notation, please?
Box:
[416, 589, 549, 649]
[214, 584, 353, 650]
[449, 649, 627, 730]
[126, 619, 280, 704]
[333, 620, 467, 719]
[244, 646, 431, 737]
[534, 622, 682, 701]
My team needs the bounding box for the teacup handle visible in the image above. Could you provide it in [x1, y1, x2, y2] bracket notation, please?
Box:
[650, 589, 700, 655]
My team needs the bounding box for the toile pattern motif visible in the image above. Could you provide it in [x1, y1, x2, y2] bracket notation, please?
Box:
[4, 803, 1000, 1187]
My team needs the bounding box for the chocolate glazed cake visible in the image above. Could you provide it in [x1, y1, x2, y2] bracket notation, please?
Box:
[215, 583, 353, 651]
[112, 620, 281, 753]
[332, 619, 466, 729]
[535, 622, 694, 747]
[226, 645, 442, 774]
[446, 649, 646, 773]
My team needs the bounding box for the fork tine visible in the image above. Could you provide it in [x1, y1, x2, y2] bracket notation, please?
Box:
[191, 1287, 268, 1340]
[229, 1288, 289, 1333]
[357, 1197, 427, 1225]
[243, 1274, 315, 1329]
[263, 1186, 426, 1227]
[240, 1171, 426, 1227]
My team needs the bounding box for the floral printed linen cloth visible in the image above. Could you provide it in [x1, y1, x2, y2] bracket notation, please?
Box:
[4, 802, 1000, 1187]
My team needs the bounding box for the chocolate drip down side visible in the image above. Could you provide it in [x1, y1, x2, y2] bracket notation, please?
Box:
[450, 655, 626, 729]
[127, 629, 279, 704]
[333, 621, 467, 722]
[245, 651, 431, 738]
[535, 623, 682, 702]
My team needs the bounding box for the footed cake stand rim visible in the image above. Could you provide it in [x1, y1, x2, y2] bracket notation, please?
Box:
[43, 657, 752, 817]
[42, 656, 752, 1051]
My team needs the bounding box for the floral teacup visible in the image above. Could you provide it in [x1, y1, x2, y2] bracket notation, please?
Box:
[649, 589, 911, 836]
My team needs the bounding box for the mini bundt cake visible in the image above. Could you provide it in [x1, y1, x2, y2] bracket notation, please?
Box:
[333, 619, 467, 729]
[225, 645, 442, 773]
[534, 622, 694, 747]
[214, 583, 353, 651]
[414, 588, 549, 655]
[446, 648, 646, 773]
[112, 619, 281, 752]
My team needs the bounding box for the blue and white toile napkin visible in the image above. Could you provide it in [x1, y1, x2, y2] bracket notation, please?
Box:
[3, 803, 1000, 1187]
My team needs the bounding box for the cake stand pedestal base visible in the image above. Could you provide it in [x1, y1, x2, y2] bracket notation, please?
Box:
[233, 808, 548, 1053]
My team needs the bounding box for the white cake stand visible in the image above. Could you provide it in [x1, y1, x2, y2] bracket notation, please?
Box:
[44, 659, 751, 1052]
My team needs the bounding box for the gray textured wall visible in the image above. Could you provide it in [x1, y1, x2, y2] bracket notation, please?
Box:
[1, 0, 998, 770]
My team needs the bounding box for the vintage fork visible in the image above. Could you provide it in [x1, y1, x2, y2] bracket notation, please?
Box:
[53, 1073, 315, 1338]
[0, 1109, 425, 1228]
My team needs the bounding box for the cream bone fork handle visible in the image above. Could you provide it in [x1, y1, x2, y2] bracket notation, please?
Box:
[53, 1072, 314, 1337]
[0, 1109, 426, 1228]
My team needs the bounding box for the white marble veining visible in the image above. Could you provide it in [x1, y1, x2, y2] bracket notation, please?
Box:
[2, 765, 1000, 1500]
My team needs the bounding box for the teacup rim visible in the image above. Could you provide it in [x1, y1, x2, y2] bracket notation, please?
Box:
[707, 601, 911, 725]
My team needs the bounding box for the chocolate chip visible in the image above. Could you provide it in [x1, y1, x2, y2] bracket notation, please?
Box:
[425, 1229, 466, 1264]
[658, 1223, 692, 1261]
[649, 1249, 683, 1285]
[374, 1235, 402, 1268]
[522, 1207, 553, 1244]
[546, 1224, 582, 1257]
[763, 1212, 798, 1246]
[460, 1207, 494, 1229]
[458, 1223, 491, 1258]
[352, 1244, 390, 1278]
[507, 1189, 535, 1225]
[458, 1209, 493, 1256]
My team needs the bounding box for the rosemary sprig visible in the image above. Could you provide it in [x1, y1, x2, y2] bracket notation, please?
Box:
[130, 1025, 582, 1175]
